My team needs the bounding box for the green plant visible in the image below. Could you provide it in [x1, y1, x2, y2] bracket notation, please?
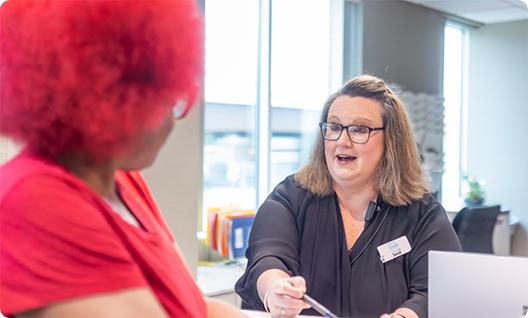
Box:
[462, 175, 485, 202]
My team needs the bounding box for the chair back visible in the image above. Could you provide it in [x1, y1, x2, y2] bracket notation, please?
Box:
[451, 205, 501, 254]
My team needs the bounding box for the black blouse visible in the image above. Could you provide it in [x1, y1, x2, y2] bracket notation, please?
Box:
[235, 175, 462, 318]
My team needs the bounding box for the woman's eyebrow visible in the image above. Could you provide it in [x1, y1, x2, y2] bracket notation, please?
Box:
[327, 115, 340, 122]
[352, 117, 373, 125]
[327, 116, 373, 125]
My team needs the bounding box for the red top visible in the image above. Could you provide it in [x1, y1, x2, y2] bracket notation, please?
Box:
[0, 152, 207, 317]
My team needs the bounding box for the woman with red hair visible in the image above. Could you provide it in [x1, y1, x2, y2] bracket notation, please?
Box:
[0, 1, 246, 317]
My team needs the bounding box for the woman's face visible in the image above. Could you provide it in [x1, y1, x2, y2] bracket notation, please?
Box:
[324, 96, 385, 193]
[119, 107, 175, 171]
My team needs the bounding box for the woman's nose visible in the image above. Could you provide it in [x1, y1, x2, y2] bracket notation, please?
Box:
[336, 129, 352, 147]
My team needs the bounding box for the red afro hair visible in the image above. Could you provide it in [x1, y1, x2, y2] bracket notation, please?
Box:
[0, 0, 204, 161]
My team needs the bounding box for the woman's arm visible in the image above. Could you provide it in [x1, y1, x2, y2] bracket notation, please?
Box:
[17, 288, 168, 318]
[235, 177, 306, 310]
[205, 298, 249, 318]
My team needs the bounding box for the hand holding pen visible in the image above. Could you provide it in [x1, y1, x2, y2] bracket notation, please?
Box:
[265, 276, 311, 318]
[282, 280, 339, 318]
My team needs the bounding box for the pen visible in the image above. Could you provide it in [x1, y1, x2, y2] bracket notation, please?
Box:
[301, 293, 339, 318]
[283, 280, 339, 318]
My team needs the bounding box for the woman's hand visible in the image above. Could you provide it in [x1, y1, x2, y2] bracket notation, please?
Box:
[379, 314, 403, 318]
[265, 276, 311, 318]
[379, 307, 418, 318]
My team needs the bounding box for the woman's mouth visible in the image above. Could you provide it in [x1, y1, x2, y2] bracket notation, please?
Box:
[337, 154, 356, 163]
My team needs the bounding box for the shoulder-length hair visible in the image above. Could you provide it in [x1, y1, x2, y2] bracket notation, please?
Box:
[294, 75, 431, 206]
[0, 0, 203, 161]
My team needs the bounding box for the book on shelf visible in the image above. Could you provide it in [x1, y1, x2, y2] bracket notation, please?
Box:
[206, 204, 255, 259]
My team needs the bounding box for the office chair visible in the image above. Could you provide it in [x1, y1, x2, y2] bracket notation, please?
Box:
[451, 205, 501, 254]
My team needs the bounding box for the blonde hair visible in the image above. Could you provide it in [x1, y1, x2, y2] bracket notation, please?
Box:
[294, 75, 431, 206]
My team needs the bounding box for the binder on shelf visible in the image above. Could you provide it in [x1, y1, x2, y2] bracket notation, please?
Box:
[206, 204, 255, 259]
[206, 207, 221, 250]
[227, 215, 255, 259]
[216, 209, 254, 254]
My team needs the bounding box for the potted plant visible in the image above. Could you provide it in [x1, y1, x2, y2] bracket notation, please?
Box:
[462, 174, 485, 207]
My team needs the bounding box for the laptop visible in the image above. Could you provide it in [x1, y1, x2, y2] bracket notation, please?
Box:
[429, 251, 528, 318]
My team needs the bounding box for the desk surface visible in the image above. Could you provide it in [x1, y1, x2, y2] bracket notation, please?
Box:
[196, 264, 245, 296]
[242, 310, 322, 318]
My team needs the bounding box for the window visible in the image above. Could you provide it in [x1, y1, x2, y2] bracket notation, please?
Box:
[201, 0, 353, 238]
[442, 23, 469, 208]
[269, 0, 331, 195]
[202, 0, 259, 237]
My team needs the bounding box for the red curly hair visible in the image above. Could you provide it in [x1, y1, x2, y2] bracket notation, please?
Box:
[0, 0, 204, 161]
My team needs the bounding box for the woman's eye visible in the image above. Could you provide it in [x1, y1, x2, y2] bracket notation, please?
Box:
[351, 126, 369, 134]
[331, 124, 342, 132]
[358, 127, 369, 134]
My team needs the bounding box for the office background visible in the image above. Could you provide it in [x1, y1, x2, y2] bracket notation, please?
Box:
[144, 0, 528, 277]
[0, 0, 527, 279]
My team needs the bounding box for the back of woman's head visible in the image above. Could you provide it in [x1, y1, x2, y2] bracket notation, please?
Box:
[0, 0, 204, 161]
[295, 75, 431, 206]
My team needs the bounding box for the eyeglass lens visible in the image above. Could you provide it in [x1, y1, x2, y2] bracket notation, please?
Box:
[321, 123, 370, 143]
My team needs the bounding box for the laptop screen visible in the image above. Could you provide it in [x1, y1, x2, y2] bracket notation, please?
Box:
[429, 250, 528, 318]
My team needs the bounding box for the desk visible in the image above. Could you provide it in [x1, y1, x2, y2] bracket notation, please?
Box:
[196, 264, 245, 307]
[445, 207, 518, 255]
[241, 310, 322, 318]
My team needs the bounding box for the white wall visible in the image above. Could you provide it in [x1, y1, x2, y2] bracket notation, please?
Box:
[0, 137, 23, 166]
[142, 105, 203, 277]
[467, 19, 528, 256]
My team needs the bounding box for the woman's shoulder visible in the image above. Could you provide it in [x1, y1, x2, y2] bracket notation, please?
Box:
[0, 152, 117, 232]
[1, 152, 80, 199]
[397, 192, 448, 223]
[271, 174, 327, 202]
[418, 192, 444, 210]
[413, 192, 440, 205]
[270, 174, 303, 195]
[266, 175, 302, 208]
[264, 174, 331, 215]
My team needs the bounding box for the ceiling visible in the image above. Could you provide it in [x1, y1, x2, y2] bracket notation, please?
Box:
[401, 0, 528, 24]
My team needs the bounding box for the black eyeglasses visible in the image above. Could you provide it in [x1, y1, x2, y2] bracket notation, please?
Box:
[319, 122, 384, 144]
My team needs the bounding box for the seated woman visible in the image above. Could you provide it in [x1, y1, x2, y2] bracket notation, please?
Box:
[235, 75, 462, 318]
[0, 1, 246, 317]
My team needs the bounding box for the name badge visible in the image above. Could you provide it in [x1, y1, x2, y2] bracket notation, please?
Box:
[377, 236, 412, 263]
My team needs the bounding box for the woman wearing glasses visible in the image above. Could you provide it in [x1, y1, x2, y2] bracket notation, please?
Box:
[236, 75, 461, 318]
[0, 1, 247, 317]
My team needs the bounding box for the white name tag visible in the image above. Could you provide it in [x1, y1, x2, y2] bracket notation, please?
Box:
[377, 236, 412, 263]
